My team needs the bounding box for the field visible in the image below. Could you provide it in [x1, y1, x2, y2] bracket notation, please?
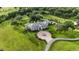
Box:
[0, 7, 79, 51]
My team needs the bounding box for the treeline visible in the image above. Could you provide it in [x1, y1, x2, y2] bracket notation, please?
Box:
[0, 7, 79, 23]
[0, 8, 32, 23]
[30, 7, 79, 19]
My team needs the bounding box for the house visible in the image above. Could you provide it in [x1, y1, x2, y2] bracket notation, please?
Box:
[25, 20, 56, 31]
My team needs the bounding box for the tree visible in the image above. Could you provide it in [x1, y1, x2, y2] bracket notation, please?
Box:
[49, 7, 78, 19]
[18, 8, 27, 15]
[56, 24, 64, 31]
[76, 20, 79, 25]
[63, 21, 75, 30]
[6, 11, 18, 20]
[0, 15, 7, 23]
[30, 14, 43, 22]
[56, 21, 75, 32]
[41, 11, 49, 15]
[11, 15, 22, 25]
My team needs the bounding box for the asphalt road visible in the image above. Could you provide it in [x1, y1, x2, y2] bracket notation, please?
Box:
[44, 38, 79, 51]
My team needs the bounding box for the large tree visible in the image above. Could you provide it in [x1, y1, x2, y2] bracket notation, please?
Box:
[30, 14, 43, 22]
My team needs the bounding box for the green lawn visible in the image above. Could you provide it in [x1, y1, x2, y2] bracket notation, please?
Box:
[0, 23, 45, 51]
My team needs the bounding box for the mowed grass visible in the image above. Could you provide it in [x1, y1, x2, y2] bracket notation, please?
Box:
[0, 23, 45, 51]
[49, 41, 79, 51]
[49, 30, 79, 51]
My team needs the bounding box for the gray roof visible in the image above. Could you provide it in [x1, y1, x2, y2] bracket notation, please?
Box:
[25, 20, 55, 31]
